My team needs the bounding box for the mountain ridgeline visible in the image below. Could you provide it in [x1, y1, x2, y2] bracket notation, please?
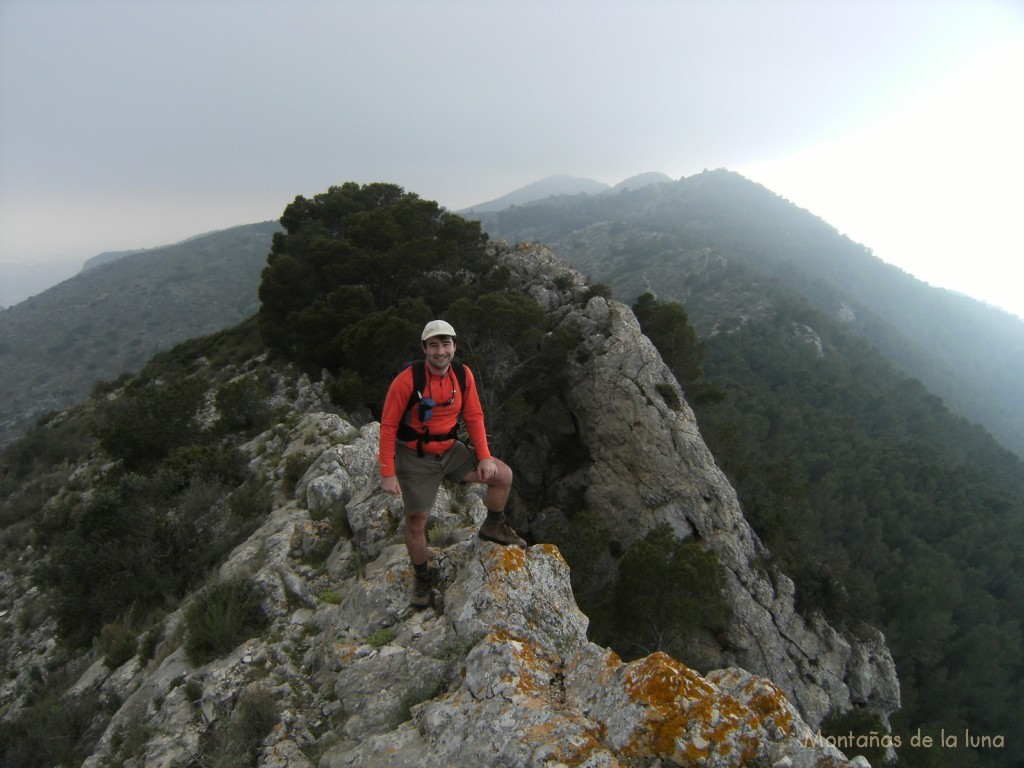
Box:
[0, 177, 1021, 767]
[473, 169, 1024, 460]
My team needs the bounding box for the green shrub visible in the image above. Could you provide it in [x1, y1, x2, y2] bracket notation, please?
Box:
[198, 685, 279, 768]
[183, 576, 269, 665]
[0, 413, 92, 487]
[91, 377, 205, 470]
[229, 478, 274, 520]
[655, 382, 682, 411]
[310, 499, 351, 537]
[106, 706, 154, 766]
[34, 471, 242, 649]
[91, 371, 134, 398]
[230, 686, 279, 748]
[139, 317, 267, 379]
[585, 282, 613, 300]
[366, 626, 397, 648]
[317, 589, 342, 605]
[282, 452, 316, 496]
[0, 687, 107, 768]
[820, 708, 890, 766]
[164, 443, 248, 486]
[99, 619, 138, 669]
[182, 679, 204, 703]
[427, 520, 459, 548]
[609, 525, 728, 662]
[633, 293, 705, 386]
[215, 376, 274, 435]
[137, 620, 164, 664]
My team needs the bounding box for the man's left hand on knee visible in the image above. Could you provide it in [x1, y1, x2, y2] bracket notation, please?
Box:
[476, 457, 499, 482]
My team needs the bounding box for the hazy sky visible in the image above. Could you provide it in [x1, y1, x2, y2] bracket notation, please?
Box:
[2, 0, 1022, 317]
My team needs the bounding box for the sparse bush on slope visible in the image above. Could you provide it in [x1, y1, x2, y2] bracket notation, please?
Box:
[184, 575, 269, 666]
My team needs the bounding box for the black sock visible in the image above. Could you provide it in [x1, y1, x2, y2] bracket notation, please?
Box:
[485, 509, 503, 523]
[413, 560, 430, 575]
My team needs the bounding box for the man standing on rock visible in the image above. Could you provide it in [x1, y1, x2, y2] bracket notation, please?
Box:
[379, 319, 524, 609]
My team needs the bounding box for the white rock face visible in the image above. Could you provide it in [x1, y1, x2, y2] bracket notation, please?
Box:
[500, 241, 900, 726]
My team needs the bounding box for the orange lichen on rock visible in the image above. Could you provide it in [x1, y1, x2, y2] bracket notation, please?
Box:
[485, 630, 560, 699]
[537, 542, 567, 565]
[742, 678, 795, 738]
[704, 668, 799, 742]
[621, 652, 763, 766]
[331, 641, 360, 666]
[484, 543, 528, 575]
[523, 718, 611, 767]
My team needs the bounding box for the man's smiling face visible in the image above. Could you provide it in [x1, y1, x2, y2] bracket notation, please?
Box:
[423, 336, 455, 372]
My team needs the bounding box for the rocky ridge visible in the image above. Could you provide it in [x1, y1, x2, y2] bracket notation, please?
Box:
[498, 242, 899, 726]
[49, 409, 861, 768]
[0, 241, 896, 766]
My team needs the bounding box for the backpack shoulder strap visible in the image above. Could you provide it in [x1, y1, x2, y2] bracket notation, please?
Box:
[451, 361, 467, 396]
[401, 360, 427, 415]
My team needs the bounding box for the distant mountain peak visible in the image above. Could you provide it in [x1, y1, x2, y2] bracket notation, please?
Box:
[612, 171, 674, 191]
[459, 174, 610, 213]
[460, 172, 676, 214]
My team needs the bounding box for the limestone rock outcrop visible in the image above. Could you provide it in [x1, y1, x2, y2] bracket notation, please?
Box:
[63, 410, 856, 767]
[497, 241, 900, 726]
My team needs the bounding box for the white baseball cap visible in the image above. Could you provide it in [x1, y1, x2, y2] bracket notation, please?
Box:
[421, 319, 457, 341]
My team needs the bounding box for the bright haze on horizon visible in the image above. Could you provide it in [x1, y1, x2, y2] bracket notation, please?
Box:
[1, 0, 1022, 318]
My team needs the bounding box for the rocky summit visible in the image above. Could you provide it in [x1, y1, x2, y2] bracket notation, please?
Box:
[0, 242, 895, 766]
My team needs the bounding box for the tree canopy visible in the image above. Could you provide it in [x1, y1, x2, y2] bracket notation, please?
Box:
[632, 292, 703, 385]
[688, 297, 1024, 767]
[257, 182, 493, 403]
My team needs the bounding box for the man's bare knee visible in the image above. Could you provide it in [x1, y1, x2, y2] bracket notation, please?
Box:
[494, 460, 513, 486]
[405, 510, 428, 531]
[495, 462, 512, 487]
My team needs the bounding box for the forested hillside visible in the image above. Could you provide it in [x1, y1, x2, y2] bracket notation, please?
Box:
[0, 221, 279, 447]
[643, 292, 1023, 767]
[480, 175, 1024, 765]
[474, 170, 1024, 460]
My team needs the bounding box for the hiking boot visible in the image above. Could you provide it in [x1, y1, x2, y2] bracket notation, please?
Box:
[478, 517, 527, 548]
[410, 567, 438, 610]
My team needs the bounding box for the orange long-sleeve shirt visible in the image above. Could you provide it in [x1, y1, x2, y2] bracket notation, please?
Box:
[378, 362, 492, 477]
